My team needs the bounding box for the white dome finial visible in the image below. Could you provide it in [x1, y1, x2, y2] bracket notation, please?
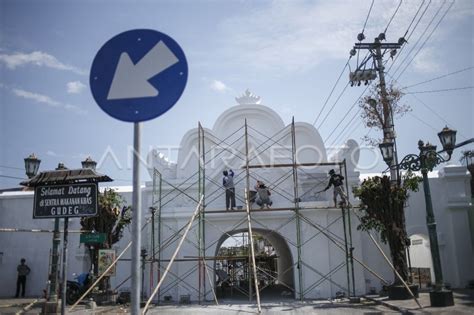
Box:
[235, 89, 261, 105]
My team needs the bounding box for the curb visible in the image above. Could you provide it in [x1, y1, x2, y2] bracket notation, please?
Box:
[0, 301, 34, 309]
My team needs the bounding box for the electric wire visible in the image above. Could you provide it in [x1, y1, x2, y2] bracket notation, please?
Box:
[408, 112, 440, 133]
[405, 86, 474, 94]
[401, 66, 474, 90]
[384, 0, 403, 34]
[328, 111, 361, 151]
[409, 94, 450, 127]
[406, 0, 431, 40]
[389, 0, 436, 78]
[318, 0, 375, 140]
[395, 0, 454, 82]
[361, 0, 375, 35]
[317, 82, 350, 130]
[0, 174, 25, 180]
[403, 0, 426, 38]
[356, 0, 375, 67]
[385, 71, 470, 142]
[0, 165, 23, 171]
[312, 58, 351, 126]
[387, 0, 428, 74]
[329, 109, 362, 150]
[324, 84, 371, 144]
[408, 94, 469, 141]
[325, 0, 377, 143]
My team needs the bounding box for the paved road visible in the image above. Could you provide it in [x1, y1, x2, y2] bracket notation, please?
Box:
[1, 290, 473, 314]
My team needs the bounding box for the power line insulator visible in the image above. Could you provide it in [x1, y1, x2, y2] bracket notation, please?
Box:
[390, 49, 397, 58]
[378, 33, 386, 41]
[357, 33, 365, 41]
[398, 37, 407, 45]
[350, 49, 357, 56]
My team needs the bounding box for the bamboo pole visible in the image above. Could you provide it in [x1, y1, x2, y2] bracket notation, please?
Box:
[203, 258, 219, 305]
[198, 122, 203, 304]
[366, 232, 422, 309]
[245, 189, 262, 313]
[298, 212, 389, 285]
[143, 196, 203, 314]
[291, 117, 304, 301]
[244, 119, 261, 313]
[70, 241, 132, 311]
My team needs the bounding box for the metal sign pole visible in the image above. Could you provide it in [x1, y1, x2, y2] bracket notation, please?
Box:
[60, 218, 69, 315]
[131, 122, 142, 315]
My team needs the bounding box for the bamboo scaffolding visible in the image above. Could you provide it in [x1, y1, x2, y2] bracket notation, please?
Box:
[145, 120, 400, 308]
[143, 196, 203, 314]
[69, 217, 152, 311]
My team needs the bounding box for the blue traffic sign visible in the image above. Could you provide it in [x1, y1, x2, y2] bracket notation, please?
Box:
[90, 29, 188, 122]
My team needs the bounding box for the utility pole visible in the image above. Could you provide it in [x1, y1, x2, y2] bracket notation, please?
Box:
[45, 163, 69, 313]
[352, 36, 402, 183]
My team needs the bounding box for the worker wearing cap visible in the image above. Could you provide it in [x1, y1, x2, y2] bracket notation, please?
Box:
[324, 169, 349, 207]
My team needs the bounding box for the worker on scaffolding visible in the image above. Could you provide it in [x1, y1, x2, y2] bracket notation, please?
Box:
[255, 181, 272, 209]
[324, 169, 349, 207]
[223, 169, 236, 210]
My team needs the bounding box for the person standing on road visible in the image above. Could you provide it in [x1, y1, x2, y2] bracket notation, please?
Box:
[223, 169, 236, 210]
[15, 258, 31, 298]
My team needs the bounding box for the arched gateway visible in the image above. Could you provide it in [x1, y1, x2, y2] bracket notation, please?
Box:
[213, 228, 295, 300]
[141, 90, 364, 303]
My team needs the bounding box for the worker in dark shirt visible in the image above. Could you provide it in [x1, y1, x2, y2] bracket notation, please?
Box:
[324, 169, 349, 207]
[223, 169, 236, 210]
[15, 258, 31, 298]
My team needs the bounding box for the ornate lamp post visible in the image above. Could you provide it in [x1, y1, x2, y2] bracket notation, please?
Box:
[378, 127, 459, 307]
[461, 151, 474, 253]
[24, 154, 41, 178]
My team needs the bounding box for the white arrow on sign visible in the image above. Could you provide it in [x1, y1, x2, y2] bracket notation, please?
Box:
[107, 41, 179, 100]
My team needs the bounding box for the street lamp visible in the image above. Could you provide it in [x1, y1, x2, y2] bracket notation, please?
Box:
[24, 154, 41, 178]
[438, 127, 457, 157]
[81, 156, 97, 170]
[379, 127, 458, 307]
[379, 141, 394, 167]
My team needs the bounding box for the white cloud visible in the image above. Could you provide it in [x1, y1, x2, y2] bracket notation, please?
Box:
[67, 81, 87, 94]
[46, 150, 58, 157]
[12, 88, 87, 114]
[412, 48, 440, 73]
[0, 51, 87, 75]
[13, 88, 61, 107]
[210, 80, 230, 93]
[216, 0, 466, 73]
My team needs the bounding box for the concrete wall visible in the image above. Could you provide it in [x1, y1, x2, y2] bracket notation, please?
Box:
[1, 165, 473, 300]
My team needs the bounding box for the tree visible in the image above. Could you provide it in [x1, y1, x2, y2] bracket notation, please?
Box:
[80, 188, 131, 275]
[353, 172, 421, 283]
[359, 84, 410, 145]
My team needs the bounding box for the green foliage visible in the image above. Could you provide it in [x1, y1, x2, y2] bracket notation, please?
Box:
[353, 171, 421, 282]
[80, 188, 131, 248]
[353, 171, 421, 243]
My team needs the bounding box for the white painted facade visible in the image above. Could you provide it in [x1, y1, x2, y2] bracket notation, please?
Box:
[1, 93, 473, 301]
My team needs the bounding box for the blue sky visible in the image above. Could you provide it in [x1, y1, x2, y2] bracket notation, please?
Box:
[1, 0, 473, 188]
